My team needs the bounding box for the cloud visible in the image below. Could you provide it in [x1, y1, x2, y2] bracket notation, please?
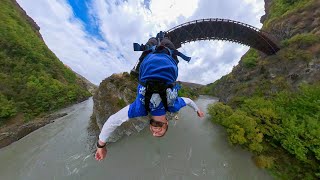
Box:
[170, 0, 265, 84]
[16, 0, 137, 85]
[177, 41, 249, 83]
[16, 0, 265, 85]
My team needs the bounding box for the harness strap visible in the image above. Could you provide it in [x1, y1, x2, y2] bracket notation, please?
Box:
[159, 89, 168, 112]
[151, 45, 172, 57]
[134, 44, 191, 62]
[144, 87, 153, 112]
[143, 80, 174, 112]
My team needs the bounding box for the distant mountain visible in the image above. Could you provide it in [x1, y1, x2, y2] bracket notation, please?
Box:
[74, 72, 97, 94]
[64, 64, 98, 94]
[178, 81, 204, 89]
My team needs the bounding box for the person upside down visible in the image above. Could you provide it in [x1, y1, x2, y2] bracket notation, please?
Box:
[95, 37, 204, 161]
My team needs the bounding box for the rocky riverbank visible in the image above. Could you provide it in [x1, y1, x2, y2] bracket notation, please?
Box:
[0, 113, 67, 149]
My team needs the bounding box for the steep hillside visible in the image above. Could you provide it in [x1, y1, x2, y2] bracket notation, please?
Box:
[0, 0, 91, 125]
[178, 81, 204, 99]
[206, 0, 320, 179]
[75, 72, 97, 94]
[64, 64, 98, 94]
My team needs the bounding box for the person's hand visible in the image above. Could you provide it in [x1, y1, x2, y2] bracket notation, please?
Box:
[95, 140, 107, 161]
[95, 147, 107, 161]
[197, 110, 205, 118]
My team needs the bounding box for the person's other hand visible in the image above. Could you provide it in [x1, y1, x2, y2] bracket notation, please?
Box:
[197, 110, 205, 118]
[95, 147, 107, 161]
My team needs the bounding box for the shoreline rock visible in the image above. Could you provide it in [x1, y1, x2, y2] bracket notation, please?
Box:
[0, 113, 67, 149]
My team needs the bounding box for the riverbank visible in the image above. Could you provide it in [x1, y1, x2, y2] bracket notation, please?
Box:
[0, 97, 91, 149]
[0, 112, 67, 149]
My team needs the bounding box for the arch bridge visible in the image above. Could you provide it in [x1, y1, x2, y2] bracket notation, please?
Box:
[164, 18, 280, 55]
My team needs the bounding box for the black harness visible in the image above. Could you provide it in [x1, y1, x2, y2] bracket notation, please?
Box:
[134, 43, 191, 63]
[138, 45, 181, 113]
[143, 80, 174, 112]
[138, 45, 179, 65]
[138, 45, 176, 113]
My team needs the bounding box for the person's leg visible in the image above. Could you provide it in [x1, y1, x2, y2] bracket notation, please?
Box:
[146, 37, 158, 47]
[160, 37, 175, 50]
[160, 37, 178, 63]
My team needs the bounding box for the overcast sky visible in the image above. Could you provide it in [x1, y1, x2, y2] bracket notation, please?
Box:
[17, 0, 265, 85]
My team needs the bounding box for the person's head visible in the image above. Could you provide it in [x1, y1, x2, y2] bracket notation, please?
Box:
[149, 115, 168, 137]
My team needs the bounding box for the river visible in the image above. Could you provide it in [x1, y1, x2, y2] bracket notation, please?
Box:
[0, 96, 272, 180]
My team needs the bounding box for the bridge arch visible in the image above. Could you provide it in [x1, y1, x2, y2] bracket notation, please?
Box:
[164, 18, 280, 55]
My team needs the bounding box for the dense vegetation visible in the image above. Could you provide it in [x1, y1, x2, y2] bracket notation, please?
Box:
[208, 83, 320, 179]
[241, 49, 259, 68]
[0, 0, 91, 124]
[206, 20, 320, 180]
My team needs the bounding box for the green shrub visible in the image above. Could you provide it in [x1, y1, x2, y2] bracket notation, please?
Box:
[227, 125, 247, 145]
[208, 83, 320, 178]
[254, 155, 275, 169]
[117, 98, 126, 108]
[242, 49, 258, 68]
[278, 48, 313, 62]
[282, 33, 320, 48]
[265, 0, 313, 26]
[0, 93, 17, 120]
[208, 102, 233, 124]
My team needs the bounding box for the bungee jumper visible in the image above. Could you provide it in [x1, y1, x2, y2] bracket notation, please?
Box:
[95, 32, 204, 161]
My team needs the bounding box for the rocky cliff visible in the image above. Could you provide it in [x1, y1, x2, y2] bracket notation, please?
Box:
[75, 73, 97, 95]
[210, 0, 320, 103]
[265, 0, 320, 40]
[90, 73, 148, 142]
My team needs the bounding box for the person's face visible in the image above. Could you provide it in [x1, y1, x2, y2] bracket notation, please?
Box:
[149, 117, 168, 137]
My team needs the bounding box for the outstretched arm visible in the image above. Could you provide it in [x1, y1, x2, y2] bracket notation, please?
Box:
[181, 97, 205, 118]
[96, 105, 130, 161]
[99, 105, 130, 142]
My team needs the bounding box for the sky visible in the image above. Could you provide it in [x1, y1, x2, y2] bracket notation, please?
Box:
[16, 0, 265, 85]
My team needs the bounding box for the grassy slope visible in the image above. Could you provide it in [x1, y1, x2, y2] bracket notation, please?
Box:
[0, 0, 91, 124]
[264, 0, 315, 28]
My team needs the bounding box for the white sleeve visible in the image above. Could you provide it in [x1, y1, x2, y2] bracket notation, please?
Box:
[181, 97, 200, 112]
[98, 105, 130, 143]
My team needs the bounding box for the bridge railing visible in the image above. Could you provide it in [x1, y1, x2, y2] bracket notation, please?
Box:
[166, 18, 262, 33]
[165, 18, 280, 49]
